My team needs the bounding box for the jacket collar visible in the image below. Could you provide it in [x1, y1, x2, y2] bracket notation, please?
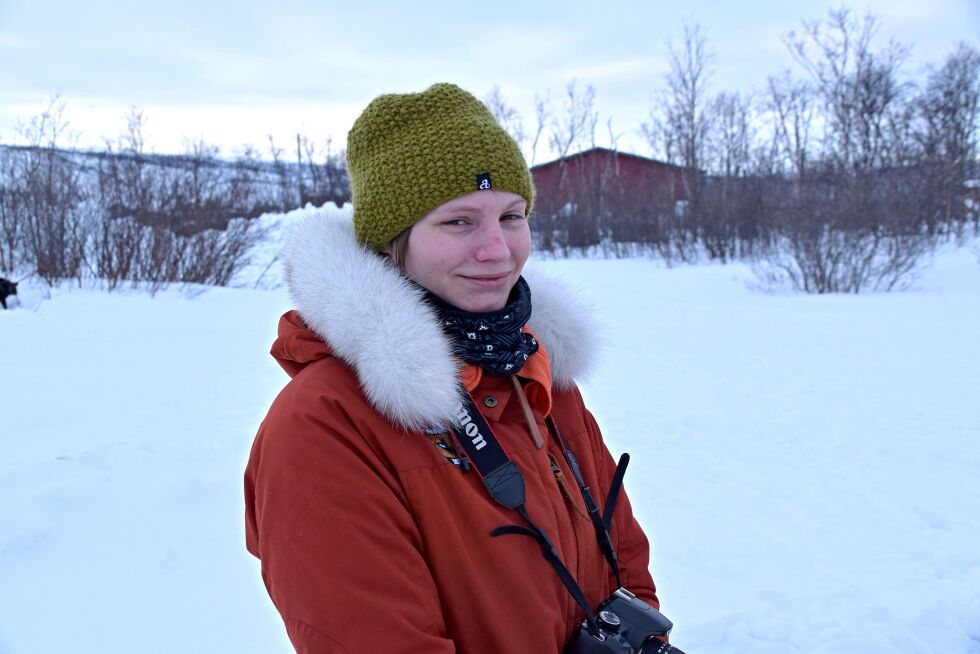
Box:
[282, 214, 603, 432]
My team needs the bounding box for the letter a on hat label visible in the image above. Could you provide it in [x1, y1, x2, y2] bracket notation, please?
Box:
[476, 173, 492, 190]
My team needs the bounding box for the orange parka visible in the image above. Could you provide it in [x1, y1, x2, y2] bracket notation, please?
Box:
[244, 216, 659, 653]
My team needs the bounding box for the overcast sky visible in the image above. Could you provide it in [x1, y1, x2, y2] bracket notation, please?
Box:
[1, 0, 977, 160]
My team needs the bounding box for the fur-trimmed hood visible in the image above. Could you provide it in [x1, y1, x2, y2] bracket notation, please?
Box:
[281, 214, 603, 431]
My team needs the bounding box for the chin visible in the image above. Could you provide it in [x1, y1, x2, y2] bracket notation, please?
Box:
[455, 298, 507, 312]
[448, 291, 509, 313]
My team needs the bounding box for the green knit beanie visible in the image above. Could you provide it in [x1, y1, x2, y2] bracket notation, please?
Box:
[346, 83, 535, 250]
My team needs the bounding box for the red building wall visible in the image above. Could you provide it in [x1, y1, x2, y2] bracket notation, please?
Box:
[530, 148, 688, 207]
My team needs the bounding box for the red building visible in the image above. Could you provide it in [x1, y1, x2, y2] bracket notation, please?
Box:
[530, 147, 689, 210]
[527, 147, 692, 248]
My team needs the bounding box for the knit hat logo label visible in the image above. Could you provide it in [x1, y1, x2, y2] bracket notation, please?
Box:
[476, 173, 492, 190]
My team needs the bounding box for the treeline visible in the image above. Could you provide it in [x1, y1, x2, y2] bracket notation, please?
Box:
[488, 10, 980, 292]
[2, 9, 978, 293]
[0, 107, 348, 289]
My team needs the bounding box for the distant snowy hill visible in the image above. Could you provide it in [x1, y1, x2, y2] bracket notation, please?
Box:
[1, 208, 978, 653]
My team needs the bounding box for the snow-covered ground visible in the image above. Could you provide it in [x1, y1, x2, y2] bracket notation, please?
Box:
[2, 208, 979, 653]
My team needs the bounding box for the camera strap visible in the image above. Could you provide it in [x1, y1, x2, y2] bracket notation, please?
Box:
[446, 389, 633, 637]
[546, 416, 627, 590]
[447, 390, 603, 636]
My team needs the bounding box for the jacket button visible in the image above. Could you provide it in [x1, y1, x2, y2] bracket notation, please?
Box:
[483, 396, 498, 408]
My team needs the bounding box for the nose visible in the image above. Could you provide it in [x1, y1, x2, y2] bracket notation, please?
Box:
[473, 222, 510, 261]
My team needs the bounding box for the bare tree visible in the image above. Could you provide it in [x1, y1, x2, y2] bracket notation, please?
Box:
[707, 92, 754, 178]
[529, 93, 551, 167]
[785, 8, 910, 172]
[765, 71, 816, 181]
[641, 22, 714, 259]
[548, 79, 597, 162]
[747, 9, 936, 292]
[484, 86, 527, 149]
[700, 91, 758, 260]
[644, 23, 713, 173]
[606, 117, 622, 152]
[536, 81, 601, 250]
[917, 42, 980, 233]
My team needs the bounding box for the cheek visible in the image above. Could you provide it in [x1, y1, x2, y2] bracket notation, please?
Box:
[510, 224, 532, 266]
[404, 234, 459, 279]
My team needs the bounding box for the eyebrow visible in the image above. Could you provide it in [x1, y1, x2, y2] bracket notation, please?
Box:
[439, 200, 527, 213]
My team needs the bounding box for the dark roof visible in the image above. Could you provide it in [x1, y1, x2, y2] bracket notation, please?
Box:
[530, 146, 678, 171]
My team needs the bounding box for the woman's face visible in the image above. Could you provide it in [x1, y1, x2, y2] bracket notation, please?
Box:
[401, 189, 531, 312]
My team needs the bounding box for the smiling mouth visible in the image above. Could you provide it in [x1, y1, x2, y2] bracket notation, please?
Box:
[463, 273, 510, 280]
[460, 273, 511, 286]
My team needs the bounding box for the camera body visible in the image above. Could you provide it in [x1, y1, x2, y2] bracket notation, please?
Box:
[564, 588, 674, 654]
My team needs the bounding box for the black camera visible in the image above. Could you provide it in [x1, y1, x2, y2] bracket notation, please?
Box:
[565, 588, 684, 654]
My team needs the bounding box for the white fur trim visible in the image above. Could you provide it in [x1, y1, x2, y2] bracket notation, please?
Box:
[282, 213, 601, 430]
[523, 265, 605, 389]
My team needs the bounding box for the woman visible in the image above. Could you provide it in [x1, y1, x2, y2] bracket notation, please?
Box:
[245, 83, 672, 653]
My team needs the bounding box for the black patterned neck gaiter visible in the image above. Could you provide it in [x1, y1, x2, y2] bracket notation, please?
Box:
[424, 277, 539, 376]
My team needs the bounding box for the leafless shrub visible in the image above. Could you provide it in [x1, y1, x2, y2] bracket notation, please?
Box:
[752, 167, 935, 293]
[89, 114, 268, 290]
[0, 106, 272, 290]
[10, 99, 90, 284]
[0, 146, 23, 273]
[295, 135, 349, 209]
[93, 108, 155, 288]
[754, 227, 931, 293]
[517, 10, 966, 289]
[173, 219, 264, 287]
[745, 9, 940, 292]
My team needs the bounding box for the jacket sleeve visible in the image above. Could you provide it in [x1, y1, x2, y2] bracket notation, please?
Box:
[245, 387, 456, 654]
[580, 400, 661, 611]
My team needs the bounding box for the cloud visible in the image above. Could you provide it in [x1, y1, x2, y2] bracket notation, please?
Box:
[2, 0, 977, 154]
[557, 57, 667, 84]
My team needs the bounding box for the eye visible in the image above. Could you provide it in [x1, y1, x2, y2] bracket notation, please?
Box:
[501, 213, 526, 222]
[442, 217, 470, 226]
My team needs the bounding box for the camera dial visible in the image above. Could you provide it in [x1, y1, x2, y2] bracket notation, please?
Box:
[597, 610, 622, 632]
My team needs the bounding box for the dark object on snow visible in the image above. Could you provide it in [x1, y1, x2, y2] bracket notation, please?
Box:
[0, 277, 17, 309]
